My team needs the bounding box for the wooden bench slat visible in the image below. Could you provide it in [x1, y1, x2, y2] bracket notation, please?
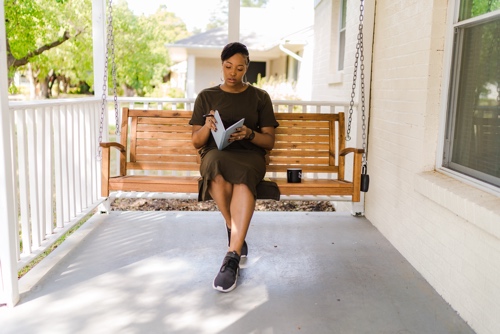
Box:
[127, 162, 200, 170]
[268, 150, 330, 158]
[138, 118, 191, 124]
[269, 157, 331, 165]
[266, 165, 339, 173]
[135, 146, 195, 154]
[273, 143, 330, 150]
[108, 175, 199, 194]
[129, 110, 193, 117]
[136, 132, 192, 140]
[134, 154, 198, 163]
[276, 128, 330, 136]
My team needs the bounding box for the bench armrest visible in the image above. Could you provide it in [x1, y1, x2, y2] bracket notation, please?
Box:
[338, 147, 365, 202]
[100, 141, 126, 152]
[339, 147, 364, 156]
[100, 141, 127, 197]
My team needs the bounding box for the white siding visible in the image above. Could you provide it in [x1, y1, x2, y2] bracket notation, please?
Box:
[363, 0, 500, 333]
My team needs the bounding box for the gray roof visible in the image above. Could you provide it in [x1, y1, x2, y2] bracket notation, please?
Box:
[167, 25, 313, 55]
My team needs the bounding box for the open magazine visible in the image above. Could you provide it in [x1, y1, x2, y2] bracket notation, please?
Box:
[211, 110, 245, 150]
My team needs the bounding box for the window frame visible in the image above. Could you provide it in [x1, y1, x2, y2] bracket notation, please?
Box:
[338, 0, 347, 71]
[438, 1, 500, 194]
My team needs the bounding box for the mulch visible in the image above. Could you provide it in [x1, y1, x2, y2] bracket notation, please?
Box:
[111, 198, 335, 212]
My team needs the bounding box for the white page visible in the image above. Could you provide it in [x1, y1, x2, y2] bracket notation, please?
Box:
[211, 110, 245, 150]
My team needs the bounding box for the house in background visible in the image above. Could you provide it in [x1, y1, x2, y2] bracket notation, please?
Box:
[166, 6, 314, 100]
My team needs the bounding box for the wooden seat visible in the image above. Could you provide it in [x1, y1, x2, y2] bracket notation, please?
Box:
[100, 108, 364, 202]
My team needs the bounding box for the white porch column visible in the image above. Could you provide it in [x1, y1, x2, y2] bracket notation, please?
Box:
[228, 0, 240, 43]
[0, 0, 20, 307]
[186, 55, 196, 99]
[93, 0, 106, 98]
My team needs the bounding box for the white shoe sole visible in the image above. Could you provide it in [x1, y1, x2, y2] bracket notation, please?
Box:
[213, 268, 239, 292]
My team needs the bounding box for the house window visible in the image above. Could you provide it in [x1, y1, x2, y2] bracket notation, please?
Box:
[338, 0, 347, 71]
[444, 0, 500, 187]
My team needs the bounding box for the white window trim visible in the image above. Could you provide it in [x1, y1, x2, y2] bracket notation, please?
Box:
[337, 0, 347, 71]
[328, 0, 346, 84]
[437, 0, 500, 197]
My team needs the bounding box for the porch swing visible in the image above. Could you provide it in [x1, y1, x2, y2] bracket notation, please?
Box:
[98, 0, 369, 202]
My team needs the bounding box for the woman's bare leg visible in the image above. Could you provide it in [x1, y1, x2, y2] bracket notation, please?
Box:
[228, 184, 255, 255]
[208, 174, 233, 228]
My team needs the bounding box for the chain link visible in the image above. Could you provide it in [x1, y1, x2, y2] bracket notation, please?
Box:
[346, 0, 367, 167]
[97, 0, 119, 160]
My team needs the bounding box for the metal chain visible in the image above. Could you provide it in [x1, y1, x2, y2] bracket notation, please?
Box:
[98, 0, 119, 160]
[346, 0, 368, 166]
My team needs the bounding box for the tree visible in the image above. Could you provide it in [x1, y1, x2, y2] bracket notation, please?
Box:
[5, 0, 190, 98]
[5, 0, 92, 97]
[109, 1, 189, 96]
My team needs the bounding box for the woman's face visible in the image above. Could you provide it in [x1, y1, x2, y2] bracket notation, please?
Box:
[222, 53, 248, 87]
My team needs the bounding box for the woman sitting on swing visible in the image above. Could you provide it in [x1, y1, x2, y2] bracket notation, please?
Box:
[189, 42, 279, 292]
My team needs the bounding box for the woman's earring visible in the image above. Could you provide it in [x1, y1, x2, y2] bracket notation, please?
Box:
[220, 70, 224, 82]
[243, 74, 248, 83]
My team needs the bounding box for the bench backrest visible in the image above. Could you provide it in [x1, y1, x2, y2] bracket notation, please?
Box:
[270, 112, 344, 174]
[120, 108, 345, 175]
[120, 108, 198, 172]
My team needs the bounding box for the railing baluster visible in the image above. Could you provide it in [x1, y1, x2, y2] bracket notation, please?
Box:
[73, 105, 82, 214]
[26, 108, 41, 248]
[53, 106, 64, 228]
[9, 106, 20, 261]
[16, 109, 31, 255]
[35, 108, 46, 242]
[45, 107, 54, 234]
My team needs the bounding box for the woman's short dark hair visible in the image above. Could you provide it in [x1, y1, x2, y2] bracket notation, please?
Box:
[221, 42, 250, 65]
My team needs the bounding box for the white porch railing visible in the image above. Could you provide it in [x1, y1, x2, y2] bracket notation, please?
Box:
[1, 97, 358, 307]
[8, 98, 104, 271]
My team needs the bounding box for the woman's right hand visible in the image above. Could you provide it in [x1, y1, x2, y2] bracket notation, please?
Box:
[204, 110, 217, 131]
[192, 110, 217, 149]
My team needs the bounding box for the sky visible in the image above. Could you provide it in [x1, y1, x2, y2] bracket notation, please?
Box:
[125, 0, 313, 32]
[126, 0, 220, 31]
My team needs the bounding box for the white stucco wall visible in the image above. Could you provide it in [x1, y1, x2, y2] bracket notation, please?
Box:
[194, 58, 221, 96]
[312, 0, 374, 213]
[313, 0, 500, 333]
[364, 1, 500, 334]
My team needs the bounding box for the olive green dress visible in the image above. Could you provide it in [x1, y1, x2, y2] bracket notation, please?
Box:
[189, 84, 279, 201]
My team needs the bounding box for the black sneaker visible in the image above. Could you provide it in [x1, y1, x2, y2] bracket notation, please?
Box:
[213, 251, 240, 292]
[226, 226, 248, 257]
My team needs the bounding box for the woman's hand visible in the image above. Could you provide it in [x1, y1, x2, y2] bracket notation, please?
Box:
[229, 125, 249, 142]
[228, 125, 275, 150]
[204, 110, 217, 131]
[191, 110, 217, 149]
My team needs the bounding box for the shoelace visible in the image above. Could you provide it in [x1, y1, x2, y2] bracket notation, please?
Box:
[221, 256, 239, 273]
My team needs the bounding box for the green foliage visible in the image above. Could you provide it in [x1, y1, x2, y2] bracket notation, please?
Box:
[241, 0, 269, 8]
[254, 74, 300, 101]
[110, 1, 189, 96]
[460, 0, 500, 20]
[6, 0, 190, 98]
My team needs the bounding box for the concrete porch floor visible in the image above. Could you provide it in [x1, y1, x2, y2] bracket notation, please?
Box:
[0, 211, 474, 334]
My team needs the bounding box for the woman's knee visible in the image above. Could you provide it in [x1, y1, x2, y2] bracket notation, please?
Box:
[211, 174, 228, 185]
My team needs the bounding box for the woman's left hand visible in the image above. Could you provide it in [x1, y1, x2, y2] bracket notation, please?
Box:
[229, 125, 249, 142]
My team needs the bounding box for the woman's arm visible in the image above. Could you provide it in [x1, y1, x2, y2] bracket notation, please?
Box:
[191, 110, 216, 149]
[231, 125, 275, 151]
[253, 126, 276, 150]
